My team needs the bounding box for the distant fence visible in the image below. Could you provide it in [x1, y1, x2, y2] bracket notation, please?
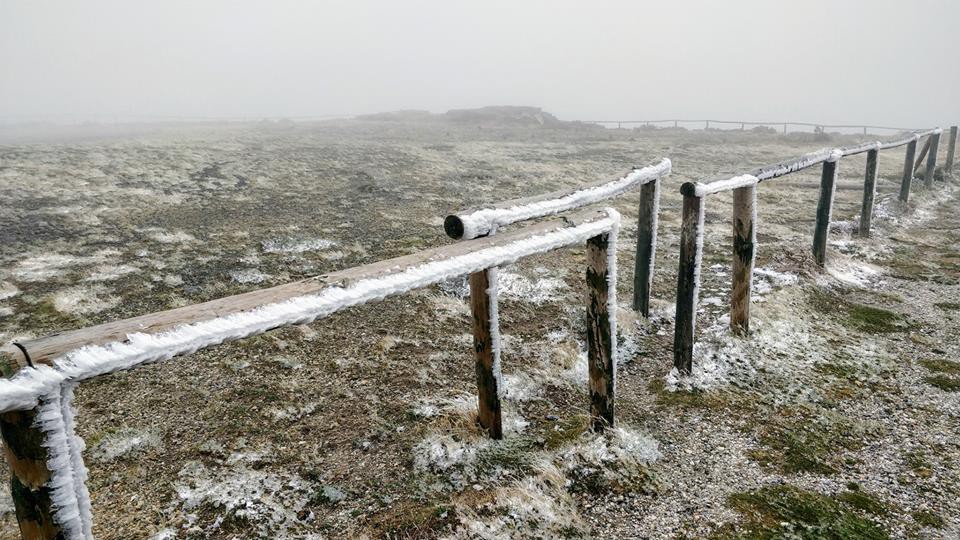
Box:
[0, 160, 672, 537]
[583, 118, 923, 135]
[671, 126, 958, 375]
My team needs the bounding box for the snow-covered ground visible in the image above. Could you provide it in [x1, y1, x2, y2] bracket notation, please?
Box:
[0, 120, 957, 538]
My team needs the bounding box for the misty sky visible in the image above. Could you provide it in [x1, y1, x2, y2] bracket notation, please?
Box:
[2, 0, 958, 127]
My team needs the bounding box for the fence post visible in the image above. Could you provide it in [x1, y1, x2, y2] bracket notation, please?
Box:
[673, 186, 704, 375]
[586, 233, 614, 431]
[913, 136, 931, 175]
[924, 131, 941, 188]
[899, 138, 918, 203]
[730, 185, 756, 336]
[632, 179, 659, 316]
[813, 155, 839, 266]
[1, 408, 61, 539]
[946, 126, 958, 174]
[859, 147, 879, 236]
[468, 269, 502, 439]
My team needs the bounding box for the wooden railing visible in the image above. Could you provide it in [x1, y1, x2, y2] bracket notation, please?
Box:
[0, 158, 673, 538]
[671, 126, 958, 375]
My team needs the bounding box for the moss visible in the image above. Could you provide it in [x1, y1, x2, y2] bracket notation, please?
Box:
[923, 375, 960, 392]
[918, 358, 960, 375]
[904, 451, 933, 478]
[647, 379, 737, 410]
[807, 289, 909, 334]
[716, 485, 888, 539]
[836, 491, 887, 516]
[911, 510, 944, 529]
[749, 408, 878, 475]
[845, 304, 904, 334]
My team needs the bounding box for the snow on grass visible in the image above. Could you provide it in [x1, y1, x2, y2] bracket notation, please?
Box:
[753, 267, 799, 295]
[0, 281, 18, 300]
[496, 271, 567, 304]
[174, 454, 311, 537]
[149, 230, 198, 244]
[84, 264, 139, 282]
[823, 258, 883, 288]
[228, 268, 270, 284]
[260, 237, 337, 254]
[559, 426, 661, 474]
[52, 285, 120, 315]
[12, 254, 87, 282]
[90, 429, 161, 462]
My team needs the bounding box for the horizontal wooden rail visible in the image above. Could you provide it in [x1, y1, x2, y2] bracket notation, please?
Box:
[443, 158, 670, 240]
[2, 210, 616, 379]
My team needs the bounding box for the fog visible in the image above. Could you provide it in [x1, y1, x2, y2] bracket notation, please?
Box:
[2, 0, 958, 127]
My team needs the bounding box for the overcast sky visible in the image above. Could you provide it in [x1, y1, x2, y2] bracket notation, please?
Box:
[2, 0, 958, 127]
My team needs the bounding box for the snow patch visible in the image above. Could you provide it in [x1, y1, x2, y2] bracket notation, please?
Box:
[261, 237, 337, 254]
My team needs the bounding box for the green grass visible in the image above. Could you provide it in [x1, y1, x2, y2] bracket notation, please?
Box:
[934, 302, 960, 311]
[918, 358, 960, 375]
[807, 289, 908, 334]
[923, 375, 960, 392]
[912, 510, 944, 529]
[716, 485, 888, 539]
[748, 408, 877, 475]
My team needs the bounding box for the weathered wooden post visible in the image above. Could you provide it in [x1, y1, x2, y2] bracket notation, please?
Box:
[586, 233, 614, 431]
[673, 185, 705, 375]
[0, 348, 62, 540]
[468, 269, 502, 439]
[632, 179, 659, 316]
[812, 152, 840, 266]
[913, 136, 931, 176]
[859, 146, 880, 236]
[946, 126, 958, 174]
[899, 137, 918, 203]
[730, 185, 756, 335]
[923, 130, 941, 188]
[1, 407, 61, 540]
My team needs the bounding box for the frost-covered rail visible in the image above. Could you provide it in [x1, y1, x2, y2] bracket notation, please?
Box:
[672, 126, 958, 377]
[0, 208, 621, 539]
[444, 158, 671, 317]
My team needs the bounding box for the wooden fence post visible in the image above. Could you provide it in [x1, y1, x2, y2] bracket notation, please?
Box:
[632, 179, 659, 316]
[923, 131, 941, 188]
[673, 186, 705, 375]
[1, 408, 61, 539]
[946, 126, 958, 174]
[468, 269, 502, 439]
[813, 157, 839, 266]
[586, 233, 614, 431]
[859, 148, 879, 236]
[899, 138, 918, 203]
[730, 185, 756, 335]
[913, 137, 931, 176]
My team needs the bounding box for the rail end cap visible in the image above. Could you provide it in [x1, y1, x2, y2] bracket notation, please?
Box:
[443, 215, 465, 240]
[679, 182, 700, 197]
[0, 346, 29, 378]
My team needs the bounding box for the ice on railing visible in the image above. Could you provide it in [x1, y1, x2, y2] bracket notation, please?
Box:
[0, 210, 621, 414]
[452, 159, 669, 239]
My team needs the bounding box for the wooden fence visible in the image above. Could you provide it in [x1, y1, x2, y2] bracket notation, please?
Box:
[671, 126, 957, 375]
[0, 161, 670, 538]
[583, 118, 924, 135]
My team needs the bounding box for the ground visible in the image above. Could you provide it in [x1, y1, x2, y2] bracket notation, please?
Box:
[0, 119, 957, 539]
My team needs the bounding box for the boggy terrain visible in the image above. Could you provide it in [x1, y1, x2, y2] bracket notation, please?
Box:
[0, 119, 957, 539]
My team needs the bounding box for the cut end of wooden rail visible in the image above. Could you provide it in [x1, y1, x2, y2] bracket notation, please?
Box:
[679, 182, 700, 197]
[0, 347, 29, 379]
[443, 214, 466, 240]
